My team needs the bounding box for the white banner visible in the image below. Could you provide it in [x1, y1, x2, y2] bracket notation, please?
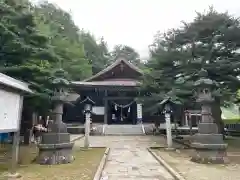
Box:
[92, 106, 104, 115]
[137, 104, 142, 119]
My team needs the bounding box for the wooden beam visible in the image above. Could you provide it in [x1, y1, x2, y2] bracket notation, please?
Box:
[104, 96, 136, 100]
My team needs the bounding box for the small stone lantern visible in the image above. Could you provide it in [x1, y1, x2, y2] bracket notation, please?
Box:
[191, 69, 228, 164]
[37, 69, 74, 165]
[160, 98, 174, 149]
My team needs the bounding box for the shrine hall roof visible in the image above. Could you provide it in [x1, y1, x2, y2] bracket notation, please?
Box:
[71, 55, 143, 88]
[71, 79, 141, 87]
[83, 55, 143, 82]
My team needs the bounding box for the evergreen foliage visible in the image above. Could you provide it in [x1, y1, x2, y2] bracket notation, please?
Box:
[143, 7, 240, 133]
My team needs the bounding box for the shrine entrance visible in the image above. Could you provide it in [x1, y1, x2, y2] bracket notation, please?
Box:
[107, 99, 137, 124]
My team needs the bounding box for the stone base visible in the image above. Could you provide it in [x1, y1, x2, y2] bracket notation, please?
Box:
[191, 149, 229, 164]
[37, 131, 74, 165]
[37, 142, 75, 165]
[191, 131, 228, 164]
[41, 132, 70, 144]
[5, 172, 22, 179]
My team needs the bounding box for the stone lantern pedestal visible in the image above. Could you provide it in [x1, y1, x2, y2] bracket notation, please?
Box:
[191, 69, 228, 164]
[37, 69, 74, 165]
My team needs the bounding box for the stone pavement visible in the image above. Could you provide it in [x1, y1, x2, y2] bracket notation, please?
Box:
[101, 146, 174, 180]
[74, 136, 167, 148]
[74, 136, 174, 180]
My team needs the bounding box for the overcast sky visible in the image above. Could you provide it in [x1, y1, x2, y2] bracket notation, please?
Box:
[45, 0, 240, 58]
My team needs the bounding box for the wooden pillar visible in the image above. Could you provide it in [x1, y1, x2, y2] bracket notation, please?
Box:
[185, 114, 189, 126]
[104, 99, 108, 124]
[104, 90, 108, 124]
[189, 114, 193, 136]
[10, 96, 24, 178]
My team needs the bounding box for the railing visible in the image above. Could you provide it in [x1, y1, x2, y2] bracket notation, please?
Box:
[225, 123, 240, 136]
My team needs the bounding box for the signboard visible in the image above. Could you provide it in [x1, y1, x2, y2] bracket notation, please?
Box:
[92, 106, 105, 115]
[137, 104, 142, 120]
[0, 89, 21, 132]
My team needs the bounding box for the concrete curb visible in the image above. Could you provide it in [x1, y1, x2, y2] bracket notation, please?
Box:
[70, 135, 85, 142]
[162, 134, 191, 149]
[93, 147, 110, 180]
[147, 148, 186, 180]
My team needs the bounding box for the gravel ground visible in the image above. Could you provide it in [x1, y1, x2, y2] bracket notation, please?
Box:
[154, 148, 240, 180]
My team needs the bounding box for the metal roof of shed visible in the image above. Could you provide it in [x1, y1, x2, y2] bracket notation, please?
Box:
[0, 73, 33, 93]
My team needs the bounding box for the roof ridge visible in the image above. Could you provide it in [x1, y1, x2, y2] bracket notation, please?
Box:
[83, 55, 143, 82]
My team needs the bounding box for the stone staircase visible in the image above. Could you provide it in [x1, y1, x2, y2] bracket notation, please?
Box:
[103, 124, 145, 136]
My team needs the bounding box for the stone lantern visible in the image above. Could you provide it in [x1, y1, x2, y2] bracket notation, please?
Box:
[160, 98, 174, 149]
[37, 69, 74, 165]
[83, 97, 95, 149]
[191, 69, 228, 164]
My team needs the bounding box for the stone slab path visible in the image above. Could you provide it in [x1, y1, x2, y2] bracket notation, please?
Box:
[74, 136, 176, 179]
[101, 146, 174, 180]
[74, 136, 174, 180]
[74, 136, 167, 148]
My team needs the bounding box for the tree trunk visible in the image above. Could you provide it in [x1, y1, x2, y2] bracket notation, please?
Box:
[211, 98, 225, 138]
[21, 100, 36, 145]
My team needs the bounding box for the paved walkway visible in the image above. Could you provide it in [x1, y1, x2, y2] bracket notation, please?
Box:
[74, 136, 174, 180]
[74, 136, 167, 148]
[101, 146, 174, 180]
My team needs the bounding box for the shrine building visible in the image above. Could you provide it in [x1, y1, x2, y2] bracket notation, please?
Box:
[63, 55, 156, 125]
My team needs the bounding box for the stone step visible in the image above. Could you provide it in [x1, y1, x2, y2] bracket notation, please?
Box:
[103, 125, 145, 136]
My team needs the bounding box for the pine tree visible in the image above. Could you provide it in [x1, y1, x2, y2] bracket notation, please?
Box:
[144, 7, 240, 133]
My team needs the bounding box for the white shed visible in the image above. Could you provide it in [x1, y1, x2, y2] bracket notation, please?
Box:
[0, 73, 33, 133]
[0, 73, 33, 178]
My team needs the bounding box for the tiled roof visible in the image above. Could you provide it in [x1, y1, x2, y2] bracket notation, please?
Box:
[84, 55, 143, 82]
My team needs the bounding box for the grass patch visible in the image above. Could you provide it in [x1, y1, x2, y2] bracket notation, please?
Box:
[223, 119, 240, 124]
[225, 137, 240, 150]
[0, 144, 38, 172]
[0, 144, 105, 180]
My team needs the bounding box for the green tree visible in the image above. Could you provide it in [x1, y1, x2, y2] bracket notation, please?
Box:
[144, 7, 240, 133]
[80, 31, 110, 75]
[0, 0, 58, 99]
[0, 0, 61, 140]
[34, 1, 92, 80]
[110, 44, 142, 67]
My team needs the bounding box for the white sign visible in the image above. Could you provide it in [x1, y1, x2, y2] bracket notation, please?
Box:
[0, 89, 21, 132]
[137, 104, 142, 119]
[92, 106, 105, 115]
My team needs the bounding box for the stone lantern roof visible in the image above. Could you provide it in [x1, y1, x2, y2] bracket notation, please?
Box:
[194, 69, 218, 87]
[52, 69, 70, 86]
